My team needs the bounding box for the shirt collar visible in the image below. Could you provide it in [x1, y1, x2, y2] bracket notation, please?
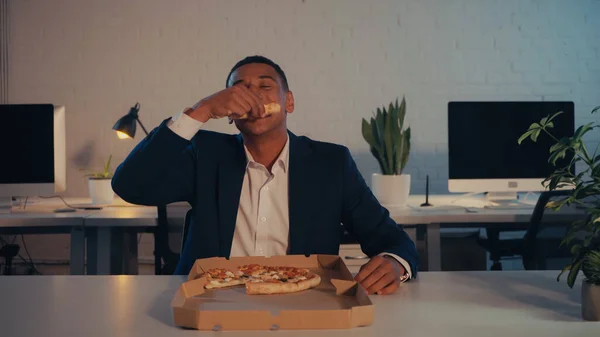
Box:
[243, 135, 290, 173]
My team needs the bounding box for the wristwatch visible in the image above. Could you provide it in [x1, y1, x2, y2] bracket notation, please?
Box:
[399, 270, 410, 283]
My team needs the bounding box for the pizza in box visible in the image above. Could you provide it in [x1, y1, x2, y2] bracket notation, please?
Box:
[200, 264, 321, 295]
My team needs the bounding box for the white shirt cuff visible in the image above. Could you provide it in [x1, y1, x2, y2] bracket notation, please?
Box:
[167, 110, 204, 140]
[379, 253, 413, 282]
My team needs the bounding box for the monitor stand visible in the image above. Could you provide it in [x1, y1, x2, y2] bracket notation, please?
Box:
[0, 197, 12, 214]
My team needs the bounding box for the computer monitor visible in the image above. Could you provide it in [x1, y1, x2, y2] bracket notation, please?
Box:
[447, 101, 574, 202]
[0, 104, 66, 212]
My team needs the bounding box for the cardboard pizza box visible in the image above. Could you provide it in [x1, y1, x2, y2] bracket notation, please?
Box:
[171, 254, 374, 330]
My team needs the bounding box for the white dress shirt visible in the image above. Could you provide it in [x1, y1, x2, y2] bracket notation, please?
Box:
[166, 111, 412, 280]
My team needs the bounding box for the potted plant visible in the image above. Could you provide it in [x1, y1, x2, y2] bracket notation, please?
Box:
[83, 154, 115, 205]
[362, 97, 411, 206]
[518, 106, 600, 321]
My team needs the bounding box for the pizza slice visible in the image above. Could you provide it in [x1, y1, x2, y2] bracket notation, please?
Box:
[245, 266, 321, 295]
[237, 102, 281, 119]
[202, 267, 247, 289]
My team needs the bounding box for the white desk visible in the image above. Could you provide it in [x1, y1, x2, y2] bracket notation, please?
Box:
[0, 198, 169, 275]
[84, 205, 189, 275]
[388, 195, 585, 271]
[1, 271, 597, 336]
[0, 200, 98, 275]
[2, 195, 585, 275]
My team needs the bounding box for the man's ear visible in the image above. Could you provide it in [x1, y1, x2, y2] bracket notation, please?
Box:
[285, 91, 295, 114]
[285, 90, 294, 114]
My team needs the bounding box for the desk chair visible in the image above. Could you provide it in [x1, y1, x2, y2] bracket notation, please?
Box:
[478, 190, 573, 270]
[0, 243, 19, 275]
[522, 190, 573, 270]
[477, 226, 525, 270]
[154, 205, 180, 275]
[153, 208, 193, 275]
[181, 209, 193, 254]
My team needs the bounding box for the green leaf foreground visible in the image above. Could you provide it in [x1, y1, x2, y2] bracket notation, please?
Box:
[520, 108, 600, 287]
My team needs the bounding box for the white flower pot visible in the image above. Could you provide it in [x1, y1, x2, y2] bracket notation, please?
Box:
[88, 178, 114, 205]
[582, 280, 600, 321]
[371, 173, 411, 207]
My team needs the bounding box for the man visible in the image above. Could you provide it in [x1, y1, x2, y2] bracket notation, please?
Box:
[112, 55, 418, 295]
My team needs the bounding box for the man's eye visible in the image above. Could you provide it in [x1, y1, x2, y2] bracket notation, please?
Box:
[260, 86, 271, 90]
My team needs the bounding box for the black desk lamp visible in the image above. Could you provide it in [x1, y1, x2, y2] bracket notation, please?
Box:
[112, 102, 148, 138]
[113, 103, 178, 275]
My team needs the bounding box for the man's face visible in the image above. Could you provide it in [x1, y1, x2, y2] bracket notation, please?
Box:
[227, 63, 294, 137]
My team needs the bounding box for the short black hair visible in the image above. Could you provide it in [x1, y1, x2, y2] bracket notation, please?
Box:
[225, 55, 289, 91]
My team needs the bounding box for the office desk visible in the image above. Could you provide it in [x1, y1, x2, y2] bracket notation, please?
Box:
[0, 198, 189, 275]
[0, 198, 168, 275]
[0, 202, 95, 275]
[3, 195, 585, 275]
[84, 205, 189, 275]
[81, 194, 584, 274]
[2, 271, 596, 337]
[388, 195, 585, 271]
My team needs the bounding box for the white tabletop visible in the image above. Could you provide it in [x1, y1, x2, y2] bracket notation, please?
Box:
[83, 204, 190, 227]
[388, 194, 584, 225]
[0, 199, 94, 228]
[2, 195, 583, 229]
[0, 197, 189, 228]
[1, 271, 597, 337]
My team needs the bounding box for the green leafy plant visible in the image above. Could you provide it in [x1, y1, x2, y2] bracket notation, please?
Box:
[81, 154, 114, 179]
[518, 105, 600, 287]
[361, 97, 411, 175]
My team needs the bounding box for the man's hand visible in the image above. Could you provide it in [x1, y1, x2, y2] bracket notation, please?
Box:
[186, 84, 266, 123]
[354, 255, 405, 295]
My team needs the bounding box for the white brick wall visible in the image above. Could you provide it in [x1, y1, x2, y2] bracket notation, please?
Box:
[6, 0, 600, 263]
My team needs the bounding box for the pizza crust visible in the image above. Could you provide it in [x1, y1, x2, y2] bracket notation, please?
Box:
[245, 274, 321, 295]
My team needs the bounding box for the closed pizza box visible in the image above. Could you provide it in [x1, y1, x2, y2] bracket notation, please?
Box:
[171, 254, 374, 330]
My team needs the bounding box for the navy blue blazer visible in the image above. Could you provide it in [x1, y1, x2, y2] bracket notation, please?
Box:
[111, 119, 418, 276]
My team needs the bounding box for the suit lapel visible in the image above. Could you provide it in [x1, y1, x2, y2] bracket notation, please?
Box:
[288, 131, 318, 255]
[217, 134, 247, 257]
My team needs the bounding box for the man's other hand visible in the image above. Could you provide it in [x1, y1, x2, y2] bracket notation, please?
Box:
[354, 255, 404, 295]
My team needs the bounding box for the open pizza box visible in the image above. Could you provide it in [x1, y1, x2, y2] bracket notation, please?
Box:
[171, 254, 374, 330]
